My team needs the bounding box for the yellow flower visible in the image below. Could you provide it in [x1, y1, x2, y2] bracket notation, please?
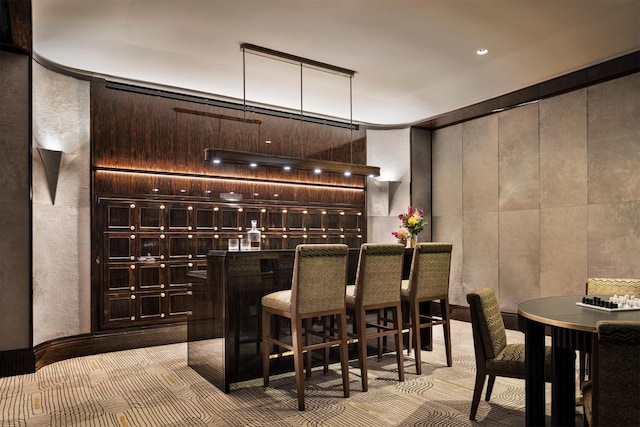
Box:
[407, 216, 418, 226]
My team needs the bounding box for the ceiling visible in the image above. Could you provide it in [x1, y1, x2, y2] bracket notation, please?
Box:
[32, 0, 640, 127]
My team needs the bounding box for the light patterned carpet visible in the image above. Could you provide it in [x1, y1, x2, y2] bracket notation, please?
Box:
[0, 320, 581, 426]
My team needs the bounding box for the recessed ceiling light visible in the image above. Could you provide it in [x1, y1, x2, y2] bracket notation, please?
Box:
[476, 48, 488, 55]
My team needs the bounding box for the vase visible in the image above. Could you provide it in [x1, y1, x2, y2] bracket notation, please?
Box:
[408, 234, 418, 248]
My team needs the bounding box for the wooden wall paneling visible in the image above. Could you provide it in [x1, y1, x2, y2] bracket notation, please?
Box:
[220, 115, 260, 152]
[92, 84, 155, 170]
[91, 80, 370, 335]
[351, 132, 367, 164]
[149, 96, 177, 172]
[0, 0, 32, 53]
[255, 113, 297, 156]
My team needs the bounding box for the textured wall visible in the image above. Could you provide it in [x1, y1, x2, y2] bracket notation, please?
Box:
[0, 52, 31, 351]
[366, 128, 412, 243]
[432, 72, 640, 312]
[32, 62, 91, 345]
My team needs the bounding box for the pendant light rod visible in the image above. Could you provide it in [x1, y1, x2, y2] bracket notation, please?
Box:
[240, 43, 355, 78]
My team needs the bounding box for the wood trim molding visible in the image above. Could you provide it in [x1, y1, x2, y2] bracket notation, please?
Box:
[33, 324, 186, 370]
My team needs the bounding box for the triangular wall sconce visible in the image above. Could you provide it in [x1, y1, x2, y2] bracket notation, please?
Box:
[37, 147, 63, 204]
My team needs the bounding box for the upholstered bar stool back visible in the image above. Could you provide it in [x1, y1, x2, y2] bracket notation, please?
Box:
[401, 242, 453, 374]
[261, 244, 350, 411]
[345, 243, 405, 391]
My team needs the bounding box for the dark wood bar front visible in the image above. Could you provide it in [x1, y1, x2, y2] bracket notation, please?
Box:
[188, 248, 421, 392]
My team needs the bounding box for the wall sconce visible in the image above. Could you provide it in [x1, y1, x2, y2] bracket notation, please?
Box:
[205, 148, 380, 178]
[37, 147, 63, 204]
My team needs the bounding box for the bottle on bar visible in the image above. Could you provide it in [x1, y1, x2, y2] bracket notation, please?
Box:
[248, 219, 261, 250]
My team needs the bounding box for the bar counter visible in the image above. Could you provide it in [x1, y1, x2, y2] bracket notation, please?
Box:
[187, 248, 414, 392]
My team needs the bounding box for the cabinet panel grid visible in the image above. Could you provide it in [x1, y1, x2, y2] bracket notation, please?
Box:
[97, 197, 364, 331]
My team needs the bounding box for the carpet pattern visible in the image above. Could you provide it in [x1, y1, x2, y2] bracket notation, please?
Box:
[1, 321, 579, 426]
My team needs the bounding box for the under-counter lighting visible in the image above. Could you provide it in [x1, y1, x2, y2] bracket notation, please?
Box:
[95, 169, 367, 192]
[205, 148, 380, 177]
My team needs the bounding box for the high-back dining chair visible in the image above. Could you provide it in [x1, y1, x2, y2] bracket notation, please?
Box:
[401, 242, 452, 374]
[345, 243, 405, 391]
[261, 244, 350, 411]
[586, 277, 640, 296]
[581, 320, 640, 426]
[466, 287, 552, 421]
[579, 278, 640, 384]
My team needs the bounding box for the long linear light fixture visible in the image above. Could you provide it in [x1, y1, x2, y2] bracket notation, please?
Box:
[205, 148, 380, 178]
[203, 43, 380, 178]
[239, 43, 356, 77]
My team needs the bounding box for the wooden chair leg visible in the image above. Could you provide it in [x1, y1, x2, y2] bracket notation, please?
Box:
[262, 309, 271, 388]
[292, 316, 305, 411]
[356, 307, 368, 391]
[441, 298, 452, 367]
[338, 311, 350, 398]
[470, 371, 486, 420]
[485, 375, 496, 401]
[377, 308, 383, 359]
[411, 300, 422, 375]
[304, 318, 312, 378]
[323, 316, 329, 374]
[393, 303, 405, 382]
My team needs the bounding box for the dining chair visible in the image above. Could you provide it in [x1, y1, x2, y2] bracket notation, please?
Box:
[401, 242, 452, 375]
[581, 320, 640, 427]
[466, 287, 552, 421]
[345, 243, 405, 391]
[261, 244, 350, 411]
[579, 278, 640, 385]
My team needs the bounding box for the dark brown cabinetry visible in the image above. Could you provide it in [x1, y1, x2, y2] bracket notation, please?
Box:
[96, 197, 364, 331]
[90, 79, 369, 334]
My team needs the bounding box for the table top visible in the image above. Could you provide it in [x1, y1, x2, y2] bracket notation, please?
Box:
[518, 295, 640, 332]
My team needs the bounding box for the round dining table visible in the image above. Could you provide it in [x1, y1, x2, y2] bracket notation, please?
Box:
[518, 294, 640, 426]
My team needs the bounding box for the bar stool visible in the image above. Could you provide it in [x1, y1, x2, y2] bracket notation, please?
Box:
[261, 244, 350, 411]
[401, 242, 453, 374]
[345, 243, 405, 391]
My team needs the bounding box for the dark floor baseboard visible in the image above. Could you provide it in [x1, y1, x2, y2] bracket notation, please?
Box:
[2, 323, 187, 378]
[0, 348, 35, 377]
[33, 323, 187, 370]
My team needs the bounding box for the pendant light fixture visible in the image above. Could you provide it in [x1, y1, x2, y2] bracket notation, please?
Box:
[205, 43, 380, 178]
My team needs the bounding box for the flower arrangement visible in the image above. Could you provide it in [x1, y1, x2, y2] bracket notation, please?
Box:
[392, 228, 409, 240]
[395, 206, 425, 239]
